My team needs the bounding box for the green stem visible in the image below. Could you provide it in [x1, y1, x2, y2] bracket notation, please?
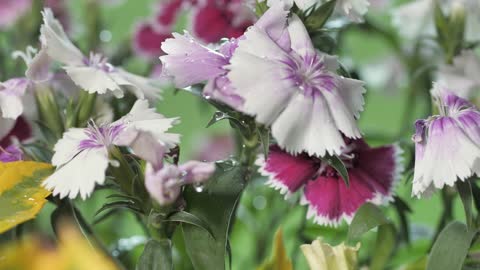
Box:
[76, 91, 98, 127]
[35, 85, 64, 140]
[430, 188, 455, 250]
[109, 147, 138, 197]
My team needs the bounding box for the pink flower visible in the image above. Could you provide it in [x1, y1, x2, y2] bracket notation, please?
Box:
[0, 117, 31, 148]
[193, 134, 235, 162]
[154, 0, 186, 29]
[191, 0, 255, 43]
[257, 140, 402, 226]
[145, 160, 215, 205]
[133, 22, 172, 58]
[0, 0, 31, 29]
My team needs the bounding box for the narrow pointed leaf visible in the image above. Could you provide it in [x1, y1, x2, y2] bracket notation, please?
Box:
[137, 239, 173, 270]
[457, 180, 474, 229]
[182, 163, 247, 270]
[347, 203, 390, 242]
[321, 154, 349, 187]
[427, 221, 477, 270]
[164, 211, 215, 239]
[304, 0, 337, 30]
[257, 229, 293, 270]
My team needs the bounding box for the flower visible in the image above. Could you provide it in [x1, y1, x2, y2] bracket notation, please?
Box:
[392, 0, 480, 42]
[43, 99, 179, 199]
[257, 140, 402, 226]
[229, 4, 365, 156]
[193, 133, 235, 162]
[0, 0, 31, 29]
[264, 0, 370, 22]
[0, 78, 29, 120]
[145, 160, 215, 205]
[160, 32, 244, 108]
[39, 8, 161, 100]
[0, 145, 23, 163]
[437, 50, 480, 99]
[0, 117, 31, 148]
[301, 238, 360, 270]
[191, 0, 255, 43]
[412, 84, 480, 197]
[133, 22, 172, 58]
[335, 0, 370, 22]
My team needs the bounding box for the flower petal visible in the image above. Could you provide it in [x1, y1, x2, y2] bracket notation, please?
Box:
[40, 8, 84, 65]
[51, 128, 89, 167]
[257, 145, 318, 195]
[63, 66, 124, 97]
[43, 148, 109, 199]
[160, 32, 228, 88]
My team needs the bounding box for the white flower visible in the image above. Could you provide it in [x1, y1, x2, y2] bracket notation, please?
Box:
[39, 8, 161, 100]
[437, 50, 480, 99]
[43, 99, 179, 199]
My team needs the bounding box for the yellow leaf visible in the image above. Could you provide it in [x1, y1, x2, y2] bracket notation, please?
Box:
[0, 161, 53, 233]
[301, 238, 360, 270]
[257, 228, 293, 270]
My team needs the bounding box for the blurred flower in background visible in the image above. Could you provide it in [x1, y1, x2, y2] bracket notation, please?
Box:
[301, 238, 360, 270]
[0, 0, 31, 29]
[0, 222, 118, 270]
[193, 133, 236, 162]
[133, 0, 255, 58]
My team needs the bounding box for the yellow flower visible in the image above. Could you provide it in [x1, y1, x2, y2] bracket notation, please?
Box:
[301, 238, 360, 270]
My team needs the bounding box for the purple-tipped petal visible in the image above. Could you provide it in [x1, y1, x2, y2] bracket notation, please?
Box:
[179, 161, 215, 183]
[0, 144, 23, 162]
[160, 32, 229, 88]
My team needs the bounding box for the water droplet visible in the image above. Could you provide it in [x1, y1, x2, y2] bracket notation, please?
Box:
[193, 183, 204, 192]
[100, 30, 112, 43]
[253, 195, 267, 210]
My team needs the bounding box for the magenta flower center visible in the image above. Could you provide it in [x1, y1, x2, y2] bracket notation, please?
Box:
[78, 122, 124, 151]
[282, 53, 337, 97]
[84, 52, 115, 72]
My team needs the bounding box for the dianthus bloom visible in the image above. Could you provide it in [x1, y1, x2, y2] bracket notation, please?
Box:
[412, 85, 480, 197]
[191, 0, 255, 43]
[437, 50, 480, 99]
[43, 99, 179, 199]
[146, 160, 215, 205]
[39, 9, 160, 100]
[229, 4, 365, 156]
[257, 140, 402, 226]
[160, 32, 244, 108]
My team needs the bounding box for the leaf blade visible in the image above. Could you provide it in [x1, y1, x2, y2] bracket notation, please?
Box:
[0, 161, 53, 233]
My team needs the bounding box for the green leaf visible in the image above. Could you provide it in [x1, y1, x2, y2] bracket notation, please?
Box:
[256, 125, 270, 157]
[347, 203, 389, 242]
[255, 0, 269, 17]
[182, 162, 247, 270]
[164, 211, 215, 239]
[393, 196, 412, 243]
[137, 239, 173, 270]
[95, 200, 144, 217]
[370, 224, 396, 270]
[320, 154, 349, 187]
[427, 221, 477, 270]
[257, 229, 293, 270]
[457, 180, 474, 229]
[304, 0, 337, 31]
[0, 161, 53, 233]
